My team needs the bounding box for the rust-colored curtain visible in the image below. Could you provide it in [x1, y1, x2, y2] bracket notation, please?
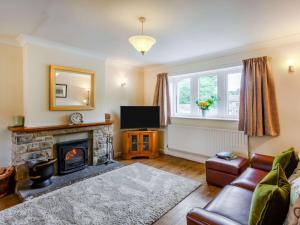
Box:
[153, 73, 171, 127]
[238, 56, 280, 136]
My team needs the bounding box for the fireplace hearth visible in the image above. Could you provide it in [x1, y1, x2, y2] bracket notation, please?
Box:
[56, 139, 88, 175]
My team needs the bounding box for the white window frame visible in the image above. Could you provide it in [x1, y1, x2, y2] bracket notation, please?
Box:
[169, 66, 242, 120]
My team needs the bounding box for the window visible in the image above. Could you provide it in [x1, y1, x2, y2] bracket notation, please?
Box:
[177, 78, 191, 114]
[198, 74, 218, 117]
[227, 73, 241, 117]
[169, 66, 242, 120]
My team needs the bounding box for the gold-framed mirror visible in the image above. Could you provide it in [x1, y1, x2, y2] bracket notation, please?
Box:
[49, 65, 96, 111]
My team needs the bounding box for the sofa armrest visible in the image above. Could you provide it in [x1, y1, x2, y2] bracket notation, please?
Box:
[187, 208, 241, 225]
[251, 153, 274, 172]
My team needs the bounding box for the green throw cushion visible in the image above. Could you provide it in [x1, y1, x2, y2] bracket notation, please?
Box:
[272, 147, 299, 178]
[249, 164, 290, 225]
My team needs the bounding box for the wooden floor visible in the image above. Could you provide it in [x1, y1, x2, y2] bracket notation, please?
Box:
[0, 155, 220, 225]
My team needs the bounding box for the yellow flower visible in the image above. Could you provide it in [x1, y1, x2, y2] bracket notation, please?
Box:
[199, 102, 208, 107]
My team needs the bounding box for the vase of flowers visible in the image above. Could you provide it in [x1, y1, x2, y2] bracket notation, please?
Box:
[201, 109, 207, 117]
[196, 96, 216, 117]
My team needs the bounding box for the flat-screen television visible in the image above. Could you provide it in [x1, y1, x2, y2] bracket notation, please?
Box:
[120, 106, 160, 129]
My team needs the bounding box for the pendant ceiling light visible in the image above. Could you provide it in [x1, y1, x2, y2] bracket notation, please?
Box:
[129, 17, 156, 55]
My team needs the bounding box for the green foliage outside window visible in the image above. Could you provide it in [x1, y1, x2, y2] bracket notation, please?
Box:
[178, 79, 190, 104]
[198, 75, 217, 100]
[177, 75, 218, 105]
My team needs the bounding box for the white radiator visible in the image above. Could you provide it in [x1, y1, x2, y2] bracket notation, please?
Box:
[167, 124, 248, 157]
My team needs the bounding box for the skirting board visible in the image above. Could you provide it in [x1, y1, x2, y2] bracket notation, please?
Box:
[161, 148, 209, 163]
[114, 151, 122, 158]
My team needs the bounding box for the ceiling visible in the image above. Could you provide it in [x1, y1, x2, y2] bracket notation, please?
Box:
[1, 0, 300, 66]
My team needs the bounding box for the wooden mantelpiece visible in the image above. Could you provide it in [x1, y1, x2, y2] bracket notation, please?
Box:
[8, 121, 113, 133]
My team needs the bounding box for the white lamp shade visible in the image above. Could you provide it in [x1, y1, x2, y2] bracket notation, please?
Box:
[128, 35, 156, 55]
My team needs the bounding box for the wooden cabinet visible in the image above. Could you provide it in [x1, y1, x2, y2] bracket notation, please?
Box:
[122, 130, 159, 159]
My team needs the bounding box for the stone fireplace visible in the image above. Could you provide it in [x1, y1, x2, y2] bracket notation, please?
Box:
[8, 122, 113, 180]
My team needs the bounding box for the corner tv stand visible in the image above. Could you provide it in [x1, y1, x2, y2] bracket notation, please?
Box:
[122, 130, 159, 159]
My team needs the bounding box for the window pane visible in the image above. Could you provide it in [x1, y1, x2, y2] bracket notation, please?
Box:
[198, 75, 218, 116]
[227, 73, 241, 117]
[177, 78, 191, 114]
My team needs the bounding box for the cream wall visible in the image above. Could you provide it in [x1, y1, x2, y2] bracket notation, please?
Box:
[0, 44, 23, 167]
[23, 44, 106, 126]
[0, 42, 144, 166]
[22, 44, 145, 156]
[105, 61, 144, 155]
[144, 41, 300, 157]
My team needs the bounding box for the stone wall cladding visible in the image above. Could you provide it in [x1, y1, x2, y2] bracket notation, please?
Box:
[92, 125, 113, 165]
[12, 133, 55, 165]
[11, 125, 113, 167]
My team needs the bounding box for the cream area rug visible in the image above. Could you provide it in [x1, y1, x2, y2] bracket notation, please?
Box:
[0, 163, 200, 225]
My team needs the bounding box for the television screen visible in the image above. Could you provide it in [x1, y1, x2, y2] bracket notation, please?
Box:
[120, 106, 160, 129]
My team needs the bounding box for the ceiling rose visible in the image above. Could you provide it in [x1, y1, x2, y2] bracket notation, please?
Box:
[129, 17, 156, 55]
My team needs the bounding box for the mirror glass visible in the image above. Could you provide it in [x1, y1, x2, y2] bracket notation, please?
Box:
[55, 72, 92, 106]
[50, 65, 95, 111]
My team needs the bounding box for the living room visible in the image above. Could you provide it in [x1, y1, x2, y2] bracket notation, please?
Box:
[1, 1, 300, 225]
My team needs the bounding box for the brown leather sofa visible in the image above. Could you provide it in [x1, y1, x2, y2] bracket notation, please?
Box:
[187, 153, 275, 225]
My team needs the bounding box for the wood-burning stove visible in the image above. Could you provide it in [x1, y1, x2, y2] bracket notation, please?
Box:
[56, 139, 88, 175]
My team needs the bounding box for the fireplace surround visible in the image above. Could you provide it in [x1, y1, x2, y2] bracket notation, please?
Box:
[56, 139, 88, 175]
[8, 122, 113, 180]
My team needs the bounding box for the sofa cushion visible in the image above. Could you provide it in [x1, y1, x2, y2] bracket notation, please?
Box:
[231, 167, 268, 191]
[251, 153, 274, 172]
[205, 185, 253, 225]
[272, 147, 299, 178]
[249, 164, 290, 225]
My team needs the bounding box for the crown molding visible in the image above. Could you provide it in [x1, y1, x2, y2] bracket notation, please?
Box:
[0, 34, 144, 69]
[144, 32, 300, 72]
[0, 35, 20, 47]
[3, 32, 300, 72]
[16, 34, 106, 60]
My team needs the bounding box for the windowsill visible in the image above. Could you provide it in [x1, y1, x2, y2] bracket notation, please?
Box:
[171, 115, 239, 122]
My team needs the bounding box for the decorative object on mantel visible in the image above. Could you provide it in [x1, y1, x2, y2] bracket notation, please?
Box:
[105, 113, 111, 122]
[26, 154, 56, 188]
[0, 166, 15, 199]
[196, 96, 216, 117]
[12, 115, 24, 127]
[69, 112, 83, 125]
[129, 16, 156, 55]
